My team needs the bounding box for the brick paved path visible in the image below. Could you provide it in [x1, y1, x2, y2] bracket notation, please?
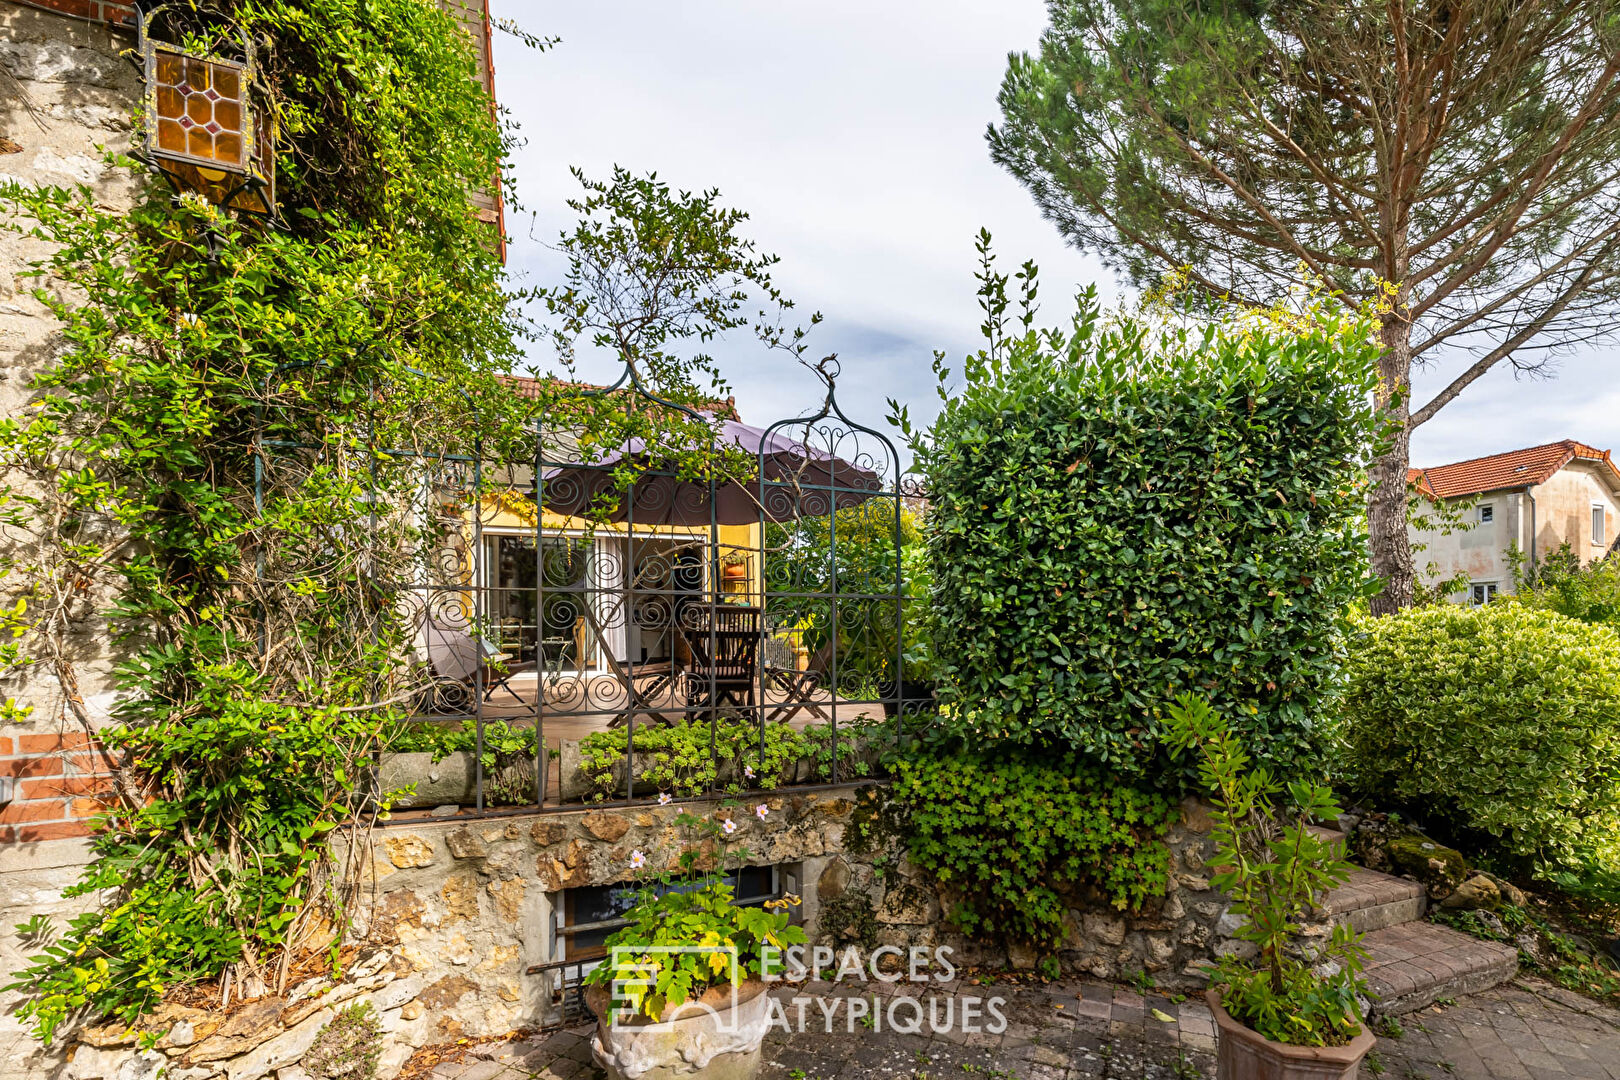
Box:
[1370, 980, 1620, 1080]
[424, 976, 1620, 1080]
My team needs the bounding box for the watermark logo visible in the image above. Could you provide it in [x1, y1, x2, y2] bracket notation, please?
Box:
[761, 946, 1007, 1035]
[607, 945, 1007, 1036]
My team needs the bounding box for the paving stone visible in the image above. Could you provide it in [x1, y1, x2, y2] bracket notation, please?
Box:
[406, 972, 1615, 1080]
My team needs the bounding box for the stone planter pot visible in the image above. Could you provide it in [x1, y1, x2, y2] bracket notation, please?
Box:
[559, 740, 843, 803]
[1207, 990, 1376, 1080]
[375, 750, 538, 808]
[375, 750, 477, 808]
[586, 980, 770, 1080]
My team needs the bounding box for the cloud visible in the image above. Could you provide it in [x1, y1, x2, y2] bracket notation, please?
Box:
[493, 0, 1618, 466]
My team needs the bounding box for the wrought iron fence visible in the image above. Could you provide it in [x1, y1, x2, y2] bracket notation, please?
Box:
[262, 359, 930, 818]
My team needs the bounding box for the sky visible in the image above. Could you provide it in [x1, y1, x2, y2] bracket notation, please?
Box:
[490, 1, 1618, 472]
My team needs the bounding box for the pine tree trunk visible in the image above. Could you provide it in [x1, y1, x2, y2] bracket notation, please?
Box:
[1368, 315, 1415, 615]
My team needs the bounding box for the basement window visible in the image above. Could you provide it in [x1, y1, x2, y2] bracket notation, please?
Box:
[556, 864, 792, 963]
[1595, 505, 1607, 547]
[1469, 582, 1499, 606]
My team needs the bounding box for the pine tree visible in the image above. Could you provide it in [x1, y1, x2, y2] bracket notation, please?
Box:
[991, 0, 1620, 611]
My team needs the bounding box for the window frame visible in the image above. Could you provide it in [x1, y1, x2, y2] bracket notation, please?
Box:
[1477, 503, 1494, 524]
[555, 864, 794, 964]
[1594, 504, 1607, 547]
[1469, 581, 1499, 607]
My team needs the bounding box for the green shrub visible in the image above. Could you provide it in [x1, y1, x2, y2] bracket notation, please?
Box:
[890, 747, 1176, 947]
[1341, 604, 1620, 886]
[908, 252, 1380, 782]
[1509, 545, 1620, 632]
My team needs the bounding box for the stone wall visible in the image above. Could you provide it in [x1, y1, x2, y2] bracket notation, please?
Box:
[1, 11, 140, 1075]
[33, 783, 1290, 1080]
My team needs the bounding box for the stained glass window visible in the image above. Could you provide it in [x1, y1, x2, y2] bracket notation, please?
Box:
[139, 11, 275, 218]
[151, 48, 248, 172]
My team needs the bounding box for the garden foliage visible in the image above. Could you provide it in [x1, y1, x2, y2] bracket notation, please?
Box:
[889, 747, 1175, 947]
[1164, 696, 1366, 1047]
[1340, 604, 1620, 893]
[576, 714, 887, 801]
[0, 0, 524, 1041]
[764, 503, 927, 691]
[902, 240, 1382, 782]
[583, 809, 806, 1021]
[1509, 545, 1620, 632]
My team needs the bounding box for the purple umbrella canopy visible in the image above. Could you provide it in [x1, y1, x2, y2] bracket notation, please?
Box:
[537, 418, 885, 526]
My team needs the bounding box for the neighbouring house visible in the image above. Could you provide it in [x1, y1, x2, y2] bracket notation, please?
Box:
[1408, 439, 1620, 604]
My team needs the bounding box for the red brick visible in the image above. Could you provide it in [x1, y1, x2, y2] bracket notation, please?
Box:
[66, 751, 119, 774]
[0, 756, 64, 780]
[19, 775, 114, 800]
[17, 821, 94, 842]
[69, 797, 109, 819]
[0, 800, 67, 825]
[0, 736, 11, 755]
[16, 0, 96, 19]
[19, 732, 92, 754]
[0, 825, 13, 843]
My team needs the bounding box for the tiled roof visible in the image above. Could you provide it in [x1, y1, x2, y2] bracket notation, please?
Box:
[1410, 440, 1620, 500]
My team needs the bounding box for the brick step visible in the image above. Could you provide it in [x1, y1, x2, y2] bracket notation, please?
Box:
[1361, 920, 1518, 1016]
[1320, 866, 1428, 933]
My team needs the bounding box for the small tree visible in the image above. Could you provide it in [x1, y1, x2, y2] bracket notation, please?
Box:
[991, 0, 1620, 612]
[1163, 695, 1367, 1048]
[528, 167, 822, 513]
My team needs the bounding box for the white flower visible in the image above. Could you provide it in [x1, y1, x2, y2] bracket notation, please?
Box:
[658, 792, 672, 806]
[721, 818, 738, 835]
[629, 850, 646, 870]
[744, 764, 756, 779]
[754, 803, 769, 820]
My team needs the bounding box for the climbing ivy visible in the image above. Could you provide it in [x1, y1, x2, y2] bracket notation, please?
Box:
[0, 0, 531, 1042]
[889, 746, 1176, 949]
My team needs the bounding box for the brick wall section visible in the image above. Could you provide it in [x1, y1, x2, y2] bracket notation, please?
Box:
[9, 0, 136, 26]
[0, 732, 118, 843]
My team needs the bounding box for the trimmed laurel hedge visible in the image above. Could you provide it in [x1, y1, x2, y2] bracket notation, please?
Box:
[918, 299, 1380, 783]
[1341, 604, 1620, 879]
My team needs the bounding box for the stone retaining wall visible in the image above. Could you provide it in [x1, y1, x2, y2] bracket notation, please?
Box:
[43, 782, 1303, 1080]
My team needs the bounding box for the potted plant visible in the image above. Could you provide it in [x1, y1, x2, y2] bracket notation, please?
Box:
[1164, 696, 1374, 1080]
[584, 808, 807, 1080]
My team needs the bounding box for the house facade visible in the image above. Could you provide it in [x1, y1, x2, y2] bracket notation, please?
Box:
[1408, 439, 1620, 604]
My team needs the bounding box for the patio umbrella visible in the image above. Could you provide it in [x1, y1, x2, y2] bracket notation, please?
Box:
[535, 418, 884, 526]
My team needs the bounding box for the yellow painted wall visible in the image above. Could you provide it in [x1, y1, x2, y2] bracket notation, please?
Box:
[474, 494, 765, 602]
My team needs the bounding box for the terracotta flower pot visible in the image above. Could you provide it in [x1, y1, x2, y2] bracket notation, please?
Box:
[1206, 989, 1377, 1080]
[587, 979, 771, 1080]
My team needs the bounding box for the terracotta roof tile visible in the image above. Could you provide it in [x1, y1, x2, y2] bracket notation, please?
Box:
[1411, 440, 1620, 500]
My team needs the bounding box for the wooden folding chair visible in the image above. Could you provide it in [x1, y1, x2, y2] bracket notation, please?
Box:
[763, 640, 834, 723]
[680, 604, 762, 713]
[573, 602, 687, 728]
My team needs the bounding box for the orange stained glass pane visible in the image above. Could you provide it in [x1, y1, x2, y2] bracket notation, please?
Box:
[186, 57, 212, 93]
[214, 131, 243, 165]
[214, 67, 240, 100]
[155, 52, 182, 85]
[156, 118, 186, 153]
[186, 93, 211, 125]
[156, 85, 184, 119]
[186, 125, 214, 160]
[214, 99, 241, 134]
